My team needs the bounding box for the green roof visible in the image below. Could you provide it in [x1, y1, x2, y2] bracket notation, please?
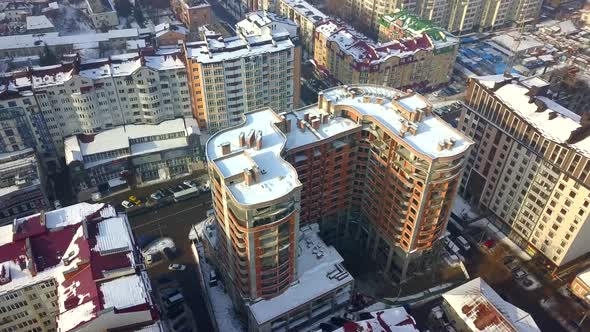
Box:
[379, 10, 449, 42]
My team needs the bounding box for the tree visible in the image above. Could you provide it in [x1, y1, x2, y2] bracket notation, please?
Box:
[134, 6, 145, 27]
[39, 44, 58, 66]
[115, 0, 133, 18]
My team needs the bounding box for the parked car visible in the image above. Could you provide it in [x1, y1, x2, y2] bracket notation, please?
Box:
[169, 264, 186, 271]
[209, 270, 218, 287]
[512, 267, 527, 279]
[128, 195, 141, 205]
[150, 190, 164, 201]
[483, 239, 496, 249]
[200, 181, 211, 192]
[121, 200, 134, 209]
[53, 200, 62, 209]
[184, 180, 199, 188]
[456, 236, 471, 251]
[522, 277, 534, 287]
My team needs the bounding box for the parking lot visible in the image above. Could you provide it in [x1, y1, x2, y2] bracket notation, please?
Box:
[128, 192, 214, 332]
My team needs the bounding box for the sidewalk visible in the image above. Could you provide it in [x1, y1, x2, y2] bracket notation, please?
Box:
[469, 218, 532, 261]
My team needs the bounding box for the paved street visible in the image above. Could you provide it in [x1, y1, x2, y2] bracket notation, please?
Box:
[207, 0, 238, 26]
[128, 195, 214, 332]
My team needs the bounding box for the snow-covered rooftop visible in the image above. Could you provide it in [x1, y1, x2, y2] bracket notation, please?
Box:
[207, 109, 301, 206]
[100, 274, 148, 309]
[26, 15, 54, 31]
[248, 223, 353, 324]
[333, 307, 419, 332]
[279, 0, 328, 24]
[577, 268, 590, 288]
[237, 11, 299, 40]
[490, 32, 544, 54]
[186, 30, 294, 64]
[320, 85, 471, 158]
[64, 118, 195, 166]
[443, 278, 540, 332]
[473, 75, 590, 158]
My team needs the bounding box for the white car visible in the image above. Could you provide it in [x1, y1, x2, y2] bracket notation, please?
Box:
[168, 264, 186, 271]
[121, 200, 134, 209]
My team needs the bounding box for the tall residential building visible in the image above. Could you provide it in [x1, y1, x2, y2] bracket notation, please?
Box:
[2, 49, 192, 164]
[340, 0, 418, 33]
[459, 75, 590, 271]
[185, 15, 300, 131]
[206, 85, 471, 287]
[314, 20, 459, 91]
[276, 0, 328, 58]
[0, 149, 49, 225]
[0, 202, 162, 332]
[510, 0, 543, 24]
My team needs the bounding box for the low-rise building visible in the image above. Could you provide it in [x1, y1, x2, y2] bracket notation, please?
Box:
[459, 74, 590, 271]
[0, 149, 49, 226]
[570, 268, 590, 304]
[185, 15, 300, 131]
[0, 202, 162, 332]
[25, 15, 56, 33]
[442, 278, 540, 331]
[170, 0, 213, 31]
[332, 307, 419, 331]
[154, 23, 189, 46]
[276, 0, 328, 58]
[0, 1, 34, 22]
[64, 118, 203, 196]
[86, 0, 120, 28]
[314, 19, 458, 91]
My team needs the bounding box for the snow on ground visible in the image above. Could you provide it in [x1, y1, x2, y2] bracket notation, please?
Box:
[49, 4, 95, 35]
[470, 219, 532, 261]
[452, 195, 478, 219]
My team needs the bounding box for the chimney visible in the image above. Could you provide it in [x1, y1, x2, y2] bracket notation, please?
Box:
[252, 165, 261, 183]
[285, 119, 292, 133]
[322, 114, 329, 124]
[363, 96, 370, 103]
[312, 118, 320, 130]
[221, 142, 231, 155]
[247, 129, 256, 147]
[25, 238, 37, 277]
[255, 131, 263, 150]
[244, 168, 253, 185]
[298, 119, 306, 132]
[304, 112, 310, 122]
[238, 132, 246, 147]
[437, 141, 445, 151]
[375, 97, 383, 104]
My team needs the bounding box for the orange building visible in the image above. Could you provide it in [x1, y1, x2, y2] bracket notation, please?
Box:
[206, 84, 471, 290]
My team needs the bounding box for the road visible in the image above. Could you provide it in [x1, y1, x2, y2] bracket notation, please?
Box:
[129, 194, 214, 332]
[207, 0, 238, 26]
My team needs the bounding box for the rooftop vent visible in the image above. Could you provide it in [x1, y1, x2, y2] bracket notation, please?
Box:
[221, 142, 231, 155]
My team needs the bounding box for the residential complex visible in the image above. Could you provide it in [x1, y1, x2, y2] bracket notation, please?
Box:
[0, 202, 161, 332]
[442, 278, 540, 331]
[314, 19, 458, 91]
[459, 74, 590, 270]
[204, 85, 470, 298]
[64, 118, 203, 197]
[170, 0, 213, 31]
[0, 149, 49, 226]
[276, 0, 328, 57]
[184, 14, 300, 131]
[1, 49, 192, 168]
[337, 0, 543, 35]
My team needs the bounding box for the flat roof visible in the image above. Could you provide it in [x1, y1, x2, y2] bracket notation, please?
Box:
[26, 15, 54, 30]
[321, 85, 471, 158]
[248, 224, 353, 324]
[279, 0, 328, 24]
[207, 109, 300, 206]
[333, 307, 419, 331]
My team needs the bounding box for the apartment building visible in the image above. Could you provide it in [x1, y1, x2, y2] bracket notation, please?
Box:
[185, 16, 300, 131]
[86, 0, 119, 28]
[0, 149, 49, 226]
[276, 0, 328, 58]
[206, 85, 470, 286]
[0, 202, 162, 332]
[170, 0, 213, 31]
[510, 0, 543, 24]
[314, 20, 458, 91]
[64, 118, 202, 195]
[4, 49, 192, 161]
[459, 74, 590, 271]
[340, 0, 418, 33]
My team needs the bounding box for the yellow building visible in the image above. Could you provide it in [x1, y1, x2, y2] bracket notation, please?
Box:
[314, 19, 458, 91]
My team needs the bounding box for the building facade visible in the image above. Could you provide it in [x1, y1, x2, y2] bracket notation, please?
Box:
[459, 75, 590, 270]
[185, 18, 300, 131]
[170, 0, 213, 31]
[0, 149, 49, 226]
[314, 19, 458, 92]
[275, 0, 328, 58]
[3, 49, 192, 162]
[206, 85, 470, 285]
[65, 118, 202, 195]
[86, 0, 119, 28]
[570, 268, 590, 304]
[0, 203, 162, 332]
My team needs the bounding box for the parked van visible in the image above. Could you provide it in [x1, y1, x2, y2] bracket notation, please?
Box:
[209, 270, 218, 287]
[456, 236, 471, 251]
[166, 292, 184, 307]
